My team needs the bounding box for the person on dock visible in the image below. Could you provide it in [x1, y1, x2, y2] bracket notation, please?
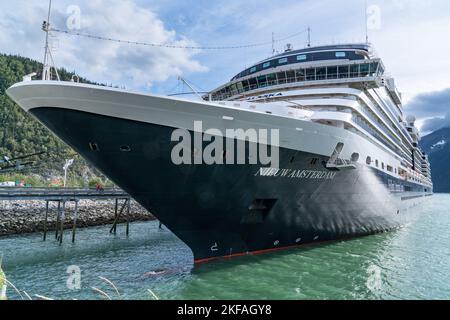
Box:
[95, 183, 104, 193]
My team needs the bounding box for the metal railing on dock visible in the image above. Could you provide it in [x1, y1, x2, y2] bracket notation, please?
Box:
[0, 187, 128, 201]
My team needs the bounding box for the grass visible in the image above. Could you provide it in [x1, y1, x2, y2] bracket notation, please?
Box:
[0, 272, 160, 301]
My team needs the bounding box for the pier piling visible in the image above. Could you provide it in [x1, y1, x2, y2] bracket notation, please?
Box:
[55, 201, 61, 239]
[43, 200, 49, 241]
[126, 198, 131, 236]
[110, 198, 130, 234]
[1, 187, 136, 244]
[59, 201, 66, 245]
[72, 200, 78, 243]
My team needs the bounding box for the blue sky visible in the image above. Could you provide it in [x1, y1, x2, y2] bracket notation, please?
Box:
[1, 0, 450, 132]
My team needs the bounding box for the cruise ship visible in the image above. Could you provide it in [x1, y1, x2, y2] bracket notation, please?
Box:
[7, 43, 433, 263]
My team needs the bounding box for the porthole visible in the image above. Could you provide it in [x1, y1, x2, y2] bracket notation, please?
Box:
[351, 153, 360, 162]
[120, 145, 131, 152]
[366, 156, 372, 165]
[89, 143, 99, 151]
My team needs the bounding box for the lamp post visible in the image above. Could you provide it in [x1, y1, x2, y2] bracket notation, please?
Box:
[63, 159, 74, 188]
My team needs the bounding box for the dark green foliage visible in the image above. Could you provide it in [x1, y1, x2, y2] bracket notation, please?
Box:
[0, 54, 105, 186]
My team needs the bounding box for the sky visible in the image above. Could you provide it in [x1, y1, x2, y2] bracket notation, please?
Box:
[0, 0, 449, 133]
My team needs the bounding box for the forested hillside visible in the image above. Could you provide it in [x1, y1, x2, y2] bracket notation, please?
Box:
[0, 54, 108, 187]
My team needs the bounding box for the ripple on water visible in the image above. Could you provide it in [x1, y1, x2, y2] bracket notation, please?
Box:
[1, 195, 449, 300]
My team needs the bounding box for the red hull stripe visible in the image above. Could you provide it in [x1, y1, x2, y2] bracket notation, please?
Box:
[194, 240, 335, 264]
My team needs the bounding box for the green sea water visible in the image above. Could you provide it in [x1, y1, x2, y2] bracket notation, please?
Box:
[0, 194, 449, 300]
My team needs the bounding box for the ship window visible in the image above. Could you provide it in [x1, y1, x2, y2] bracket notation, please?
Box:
[335, 52, 346, 58]
[366, 156, 372, 165]
[241, 80, 249, 91]
[351, 153, 360, 162]
[236, 81, 244, 93]
[375, 160, 379, 167]
[266, 73, 277, 85]
[263, 62, 271, 69]
[257, 75, 268, 87]
[370, 62, 379, 76]
[89, 143, 99, 152]
[250, 66, 257, 73]
[316, 67, 326, 80]
[387, 165, 393, 172]
[306, 68, 315, 81]
[338, 65, 349, 79]
[278, 58, 288, 64]
[327, 66, 338, 79]
[230, 83, 238, 95]
[120, 145, 131, 152]
[360, 63, 370, 77]
[382, 163, 385, 170]
[248, 77, 257, 90]
[350, 64, 360, 77]
[297, 54, 307, 61]
[295, 69, 305, 82]
[286, 71, 296, 83]
[277, 72, 287, 84]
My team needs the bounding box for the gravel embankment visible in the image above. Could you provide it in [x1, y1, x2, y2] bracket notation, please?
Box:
[0, 199, 155, 236]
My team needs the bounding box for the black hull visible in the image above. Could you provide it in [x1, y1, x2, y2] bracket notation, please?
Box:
[31, 107, 431, 263]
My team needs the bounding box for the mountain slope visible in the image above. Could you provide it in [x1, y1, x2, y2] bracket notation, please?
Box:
[0, 54, 99, 182]
[421, 127, 450, 193]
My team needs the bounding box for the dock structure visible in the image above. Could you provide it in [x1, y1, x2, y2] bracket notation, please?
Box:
[0, 188, 132, 243]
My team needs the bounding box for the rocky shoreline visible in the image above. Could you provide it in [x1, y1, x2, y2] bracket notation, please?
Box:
[0, 199, 155, 236]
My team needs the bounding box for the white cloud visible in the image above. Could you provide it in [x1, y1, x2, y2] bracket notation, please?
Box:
[0, 0, 207, 89]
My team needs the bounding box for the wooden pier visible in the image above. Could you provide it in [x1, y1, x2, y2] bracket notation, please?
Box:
[0, 188, 133, 243]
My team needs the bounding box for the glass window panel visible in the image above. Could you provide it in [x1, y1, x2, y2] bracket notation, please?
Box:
[360, 63, 370, 76]
[257, 75, 268, 87]
[230, 84, 237, 94]
[278, 58, 288, 64]
[295, 69, 305, 82]
[297, 54, 307, 61]
[306, 68, 315, 81]
[335, 52, 346, 58]
[350, 64, 359, 77]
[286, 71, 296, 82]
[236, 82, 244, 93]
[277, 72, 287, 84]
[327, 66, 338, 79]
[267, 73, 277, 86]
[316, 67, 327, 80]
[241, 80, 249, 91]
[369, 62, 379, 76]
[338, 65, 349, 79]
[263, 62, 271, 69]
[248, 77, 257, 90]
[250, 67, 257, 73]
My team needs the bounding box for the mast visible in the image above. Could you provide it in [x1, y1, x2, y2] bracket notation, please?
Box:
[42, 0, 52, 80]
[42, 0, 60, 81]
[272, 32, 275, 56]
[307, 27, 311, 47]
[365, 0, 369, 44]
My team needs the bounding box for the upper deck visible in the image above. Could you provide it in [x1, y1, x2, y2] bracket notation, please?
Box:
[207, 43, 385, 102]
[231, 43, 372, 81]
